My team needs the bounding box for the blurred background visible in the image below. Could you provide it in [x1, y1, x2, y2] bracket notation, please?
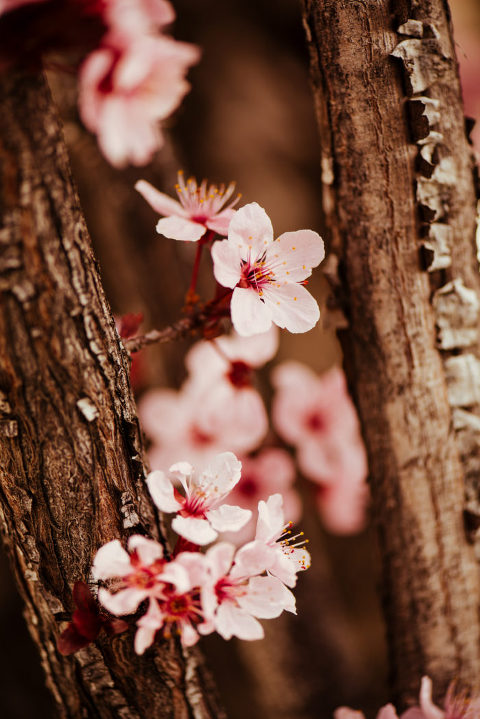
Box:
[0, 0, 478, 717]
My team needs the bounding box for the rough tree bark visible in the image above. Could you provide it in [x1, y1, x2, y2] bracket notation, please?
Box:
[0, 69, 225, 719]
[301, 0, 480, 708]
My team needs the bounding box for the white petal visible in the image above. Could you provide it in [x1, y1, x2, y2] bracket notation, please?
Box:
[205, 542, 236, 580]
[211, 239, 242, 288]
[198, 451, 242, 499]
[134, 599, 164, 654]
[215, 602, 264, 641]
[274, 230, 325, 282]
[156, 215, 206, 242]
[158, 562, 191, 594]
[180, 622, 200, 647]
[206, 209, 235, 236]
[135, 180, 185, 217]
[238, 575, 296, 618]
[92, 540, 131, 580]
[146, 471, 183, 513]
[127, 535, 164, 565]
[228, 202, 273, 254]
[207, 504, 252, 532]
[230, 287, 272, 337]
[255, 494, 285, 543]
[99, 587, 147, 615]
[262, 283, 320, 334]
[171, 516, 218, 545]
[230, 540, 276, 580]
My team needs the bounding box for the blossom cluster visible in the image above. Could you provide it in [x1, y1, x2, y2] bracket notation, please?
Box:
[336, 675, 480, 719]
[0, 0, 199, 167]
[90, 452, 310, 653]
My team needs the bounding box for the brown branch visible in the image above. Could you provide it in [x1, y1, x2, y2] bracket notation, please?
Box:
[124, 314, 205, 353]
[301, 0, 480, 707]
[0, 69, 225, 719]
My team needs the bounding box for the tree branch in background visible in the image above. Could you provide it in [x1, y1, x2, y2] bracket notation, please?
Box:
[301, 0, 480, 706]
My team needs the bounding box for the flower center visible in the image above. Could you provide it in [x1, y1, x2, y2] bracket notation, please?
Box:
[227, 361, 252, 388]
[190, 424, 214, 446]
[238, 476, 257, 498]
[238, 254, 274, 295]
[305, 411, 325, 432]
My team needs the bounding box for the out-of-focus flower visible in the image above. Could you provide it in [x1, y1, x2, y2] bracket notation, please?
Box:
[272, 362, 369, 534]
[105, 0, 174, 35]
[401, 676, 480, 719]
[211, 202, 324, 336]
[224, 448, 301, 545]
[198, 542, 295, 641]
[135, 171, 240, 242]
[78, 32, 200, 167]
[138, 371, 267, 470]
[334, 706, 398, 719]
[146, 452, 252, 545]
[0, 0, 45, 14]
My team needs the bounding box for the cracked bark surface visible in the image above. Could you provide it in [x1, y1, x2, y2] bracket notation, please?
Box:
[301, 0, 480, 707]
[0, 69, 225, 719]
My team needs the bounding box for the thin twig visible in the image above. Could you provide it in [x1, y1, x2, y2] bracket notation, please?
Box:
[123, 314, 203, 353]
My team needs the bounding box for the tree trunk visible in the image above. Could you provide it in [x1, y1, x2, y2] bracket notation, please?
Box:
[301, 0, 480, 707]
[0, 69, 224, 719]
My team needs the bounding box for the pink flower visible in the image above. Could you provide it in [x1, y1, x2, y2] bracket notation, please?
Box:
[135, 171, 240, 242]
[233, 494, 311, 589]
[198, 542, 295, 641]
[223, 448, 302, 545]
[401, 676, 480, 719]
[211, 202, 325, 336]
[272, 362, 369, 534]
[105, 0, 175, 35]
[146, 452, 252, 545]
[334, 706, 399, 719]
[139, 378, 266, 470]
[78, 32, 200, 167]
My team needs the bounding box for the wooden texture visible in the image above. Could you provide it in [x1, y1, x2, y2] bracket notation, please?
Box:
[301, 0, 480, 706]
[0, 69, 224, 719]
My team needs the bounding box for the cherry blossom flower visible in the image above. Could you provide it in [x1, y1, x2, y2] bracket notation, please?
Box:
[135, 171, 240, 242]
[146, 452, 252, 545]
[233, 493, 311, 589]
[198, 542, 295, 641]
[334, 706, 399, 719]
[272, 362, 369, 534]
[211, 202, 325, 336]
[401, 676, 480, 719]
[105, 0, 174, 35]
[78, 32, 200, 167]
[138, 363, 267, 470]
[223, 448, 301, 545]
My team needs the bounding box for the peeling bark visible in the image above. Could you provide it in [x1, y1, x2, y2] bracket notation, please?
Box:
[0, 70, 225, 719]
[301, 0, 480, 706]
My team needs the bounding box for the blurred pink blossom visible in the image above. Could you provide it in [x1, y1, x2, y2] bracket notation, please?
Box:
[78, 32, 199, 167]
[272, 362, 369, 534]
[224, 448, 301, 545]
[105, 0, 174, 35]
[334, 706, 398, 719]
[136, 171, 240, 242]
[146, 452, 252, 545]
[401, 675, 480, 719]
[211, 202, 324, 336]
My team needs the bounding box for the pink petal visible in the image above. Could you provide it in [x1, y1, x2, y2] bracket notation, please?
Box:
[92, 540, 131, 580]
[99, 587, 147, 615]
[146, 471, 183, 513]
[262, 283, 320, 334]
[228, 202, 273, 254]
[134, 599, 164, 654]
[217, 326, 279, 367]
[230, 540, 277, 580]
[211, 239, 243, 288]
[215, 602, 264, 641]
[377, 706, 401, 719]
[238, 575, 296, 618]
[127, 535, 164, 565]
[206, 208, 236, 236]
[255, 494, 285, 542]
[206, 505, 252, 533]
[316, 480, 369, 535]
[180, 622, 200, 647]
[157, 562, 191, 594]
[171, 516, 218, 545]
[156, 215, 206, 241]
[274, 229, 325, 282]
[135, 179, 185, 217]
[418, 676, 445, 719]
[205, 542, 236, 581]
[174, 551, 207, 588]
[198, 451, 242, 499]
[230, 287, 273, 337]
[334, 710, 366, 719]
